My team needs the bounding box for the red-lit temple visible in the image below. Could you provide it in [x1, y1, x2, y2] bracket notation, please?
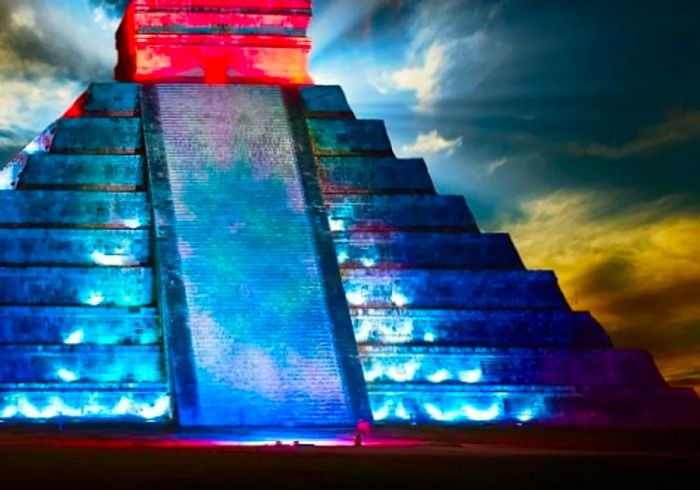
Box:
[0, 0, 698, 430]
[116, 0, 313, 84]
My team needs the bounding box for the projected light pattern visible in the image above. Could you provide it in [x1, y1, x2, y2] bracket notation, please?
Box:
[361, 359, 484, 385]
[369, 394, 548, 424]
[154, 84, 356, 426]
[0, 394, 170, 421]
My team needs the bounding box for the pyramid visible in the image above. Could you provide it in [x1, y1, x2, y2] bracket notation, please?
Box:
[0, 0, 697, 428]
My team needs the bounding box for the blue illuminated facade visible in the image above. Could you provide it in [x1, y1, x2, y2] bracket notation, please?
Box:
[0, 16, 699, 426]
[0, 80, 698, 428]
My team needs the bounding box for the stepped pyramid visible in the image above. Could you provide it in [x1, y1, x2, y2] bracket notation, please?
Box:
[0, 0, 698, 428]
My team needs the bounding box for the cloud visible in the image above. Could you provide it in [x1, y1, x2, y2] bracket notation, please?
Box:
[569, 111, 700, 160]
[400, 130, 463, 156]
[0, 0, 113, 81]
[496, 190, 700, 391]
[389, 41, 448, 112]
[88, 0, 129, 17]
[486, 157, 508, 175]
[370, 0, 507, 112]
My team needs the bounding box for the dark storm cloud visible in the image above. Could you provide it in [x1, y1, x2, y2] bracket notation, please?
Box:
[418, 0, 700, 218]
[0, 0, 109, 81]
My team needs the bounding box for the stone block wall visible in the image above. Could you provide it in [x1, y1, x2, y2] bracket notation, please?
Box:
[298, 84, 700, 427]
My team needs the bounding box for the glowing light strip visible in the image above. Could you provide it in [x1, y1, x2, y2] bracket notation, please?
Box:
[0, 395, 171, 421]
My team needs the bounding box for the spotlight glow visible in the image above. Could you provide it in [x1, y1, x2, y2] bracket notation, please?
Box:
[517, 409, 535, 422]
[328, 218, 346, 232]
[427, 369, 450, 383]
[91, 251, 129, 266]
[123, 219, 141, 229]
[346, 290, 365, 306]
[458, 368, 483, 384]
[64, 329, 85, 345]
[390, 291, 409, 307]
[86, 292, 105, 306]
[463, 403, 501, 422]
[0, 395, 171, 420]
[386, 361, 419, 382]
[394, 402, 411, 420]
[360, 257, 376, 267]
[57, 368, 79, 383]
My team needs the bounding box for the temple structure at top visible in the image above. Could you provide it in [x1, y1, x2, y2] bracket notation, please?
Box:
[0, 0, 698, 429]
[116, 0, 313, 84]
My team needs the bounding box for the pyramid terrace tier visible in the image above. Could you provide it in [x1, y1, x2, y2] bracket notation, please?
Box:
[0, 345, 165, 384]
[368, 386, 700, 427]
[358, 346, 667, 387]
[0, 306, 160, 345]
[0, 389, 170, 422]
[351, 309, 611, 348]
[341, 269, 570, 310]
[333, 232, 524, 270]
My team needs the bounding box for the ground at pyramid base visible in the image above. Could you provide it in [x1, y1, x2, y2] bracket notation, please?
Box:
[0, 0, 698, 429]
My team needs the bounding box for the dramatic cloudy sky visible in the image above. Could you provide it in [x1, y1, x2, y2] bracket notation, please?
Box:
[1, 0, 698, 392]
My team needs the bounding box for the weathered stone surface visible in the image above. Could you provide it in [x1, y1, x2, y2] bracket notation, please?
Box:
[319, 157, 434, 194]
[53, 117, 142, 153]
[0, 190, 150, 227]
[84, 83, 140, 114]
[342, 269, 569, 310]
[307, 119, 393, 155]
[0, 345, 164, 383]
[334, 232, 523, 269]
[0, 266, 154, 306]
[0, 229, 150, 266]
[327, 195, 477, 231]
[351, 309, 610, 348]
[22, 154, 144, 187]
[300, 85, 352, 114]
[0, 306, 160, 345]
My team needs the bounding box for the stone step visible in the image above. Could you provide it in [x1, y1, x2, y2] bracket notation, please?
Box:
[0, 306, 159, 345]
[0, 266, 154, 306]
[342, 269, 569, 310]
[0, 345, 164, 383]
[0, 389, 171, 421]
[326, 195, 477, 232]
[0, 229, 150, 266]
[307, 119, 393, 155]
[300, 85, 351, 112]
[358, 346, 666, 387]
[334, 232, 523, 269]
[52, 117, 142, 153]
[351, 309, 610, 348]
[318, 157, 434, 194]
[83, 83, 140, 115]
[300, 85, 353, 115]
[21, 154, 144, 188]
[0, 191, 150, 228]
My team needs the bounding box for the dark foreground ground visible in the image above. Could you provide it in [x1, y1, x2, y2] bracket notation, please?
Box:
[0, 427, 698, 488]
